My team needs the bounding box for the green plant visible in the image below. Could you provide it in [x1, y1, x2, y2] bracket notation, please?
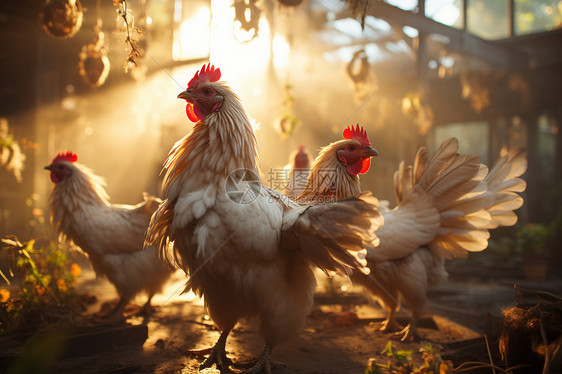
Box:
[0, 236, 82, 332]
[365, 341, 453, 374]
[516, 223, 549, 255]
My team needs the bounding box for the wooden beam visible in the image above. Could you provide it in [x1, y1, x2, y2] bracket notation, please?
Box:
[336, 0, 533, 70]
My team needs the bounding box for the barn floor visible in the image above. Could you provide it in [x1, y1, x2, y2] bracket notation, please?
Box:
[2, 263, 561, 374]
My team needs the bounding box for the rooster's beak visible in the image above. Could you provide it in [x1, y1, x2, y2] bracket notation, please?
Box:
[44, 165, 52, 170]
[364, 146, 379, 157]
[177, 89, 194, 102]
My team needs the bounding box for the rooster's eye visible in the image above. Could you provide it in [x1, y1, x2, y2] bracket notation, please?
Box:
[203, 88, 212, 95]
[347, 145, 355, 151]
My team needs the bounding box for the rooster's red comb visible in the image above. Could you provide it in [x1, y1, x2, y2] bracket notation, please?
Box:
[343, 124, 371, 147]
[52, 151, 77, 164]
[188, 63, 221, 89]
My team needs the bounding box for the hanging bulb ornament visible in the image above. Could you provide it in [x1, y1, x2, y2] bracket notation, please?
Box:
[78, 25, 110, 88]
[40, 0, 83, 38]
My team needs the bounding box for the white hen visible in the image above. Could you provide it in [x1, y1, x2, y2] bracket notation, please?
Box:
[46, 151, 174, 317]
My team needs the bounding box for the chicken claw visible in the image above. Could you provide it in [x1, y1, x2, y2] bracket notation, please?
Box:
[379, 314, 402, 332]
[200, 329, 233, 372]
[395, 323, 420, 342]
[241, 343, 286, 374]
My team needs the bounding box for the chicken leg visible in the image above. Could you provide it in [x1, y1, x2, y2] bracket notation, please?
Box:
[138, 294, 156, 316]
[200, 329, 233, 371]
[379, 309, 402, 332]
[395, 309, 421, 341]
[95, 296, 128, 322]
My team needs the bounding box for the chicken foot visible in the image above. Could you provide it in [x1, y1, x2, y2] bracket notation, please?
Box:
[395, 322, 420, 341]
[393, 309, 421, 341]
[379, 310, 402, 332]
[241, 343, 286, 374]
[200, 329, 233, 371]
[137, 295, 156, 316]
[94, 296, 128, 322]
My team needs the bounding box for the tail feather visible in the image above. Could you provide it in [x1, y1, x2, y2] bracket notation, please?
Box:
[412, 146, 428, 185]
[495, 179, 527, 194]
[388, 137, 527, 260]
[393, 162, 412, 204]
[485, 211, 519, 227]
[145, 198, 179, 268]
[482, 147, 528, 229]
[489, 194, 524, 211]
[415, 137, 459, 189]
[440, 209, 492, 230]
[425, 156, 486, 210]
[486, 147, 527, 189]
[429, 228, 490, 259]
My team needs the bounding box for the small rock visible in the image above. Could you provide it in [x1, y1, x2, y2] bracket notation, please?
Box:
[155, 339, 165, 349]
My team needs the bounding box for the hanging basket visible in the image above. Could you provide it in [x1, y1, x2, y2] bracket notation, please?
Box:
[40, 0, 83, 38]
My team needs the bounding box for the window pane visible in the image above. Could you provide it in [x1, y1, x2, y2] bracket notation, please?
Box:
[172, 0, 211, 61]
[515, 0, 562, 35]
[425, 0, 463, 29]
[384, 0, 418, 11]
[467, 0, 509, 40]
[431, 122, 489, 164]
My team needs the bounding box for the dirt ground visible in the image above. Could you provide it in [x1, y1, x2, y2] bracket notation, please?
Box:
[2, 265, 561, 374]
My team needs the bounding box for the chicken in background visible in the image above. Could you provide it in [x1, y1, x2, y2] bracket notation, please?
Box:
[146, 64, 382, 373]
[299, 125, 527, 340]
[45, 151, 174, 319]
[283, 144, 311, 200]
[299, 125, 378, 203]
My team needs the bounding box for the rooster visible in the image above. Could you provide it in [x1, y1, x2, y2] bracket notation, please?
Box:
[145, 64, 383, 373]
[299, 125, 527, 340]
[45, 151, 174, 318]
[284, 144, 312, 199]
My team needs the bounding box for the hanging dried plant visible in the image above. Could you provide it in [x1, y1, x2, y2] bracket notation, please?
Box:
[114, 0, 144, 72]
[346, 49, 375, 103]
[233, 0, 262, 43]
[275, 83, 302, 139]
[78, 26, 110, 88]
[342, 0, 370, 29]
[40, 0, 83, 38]
[346, 49, 370, 85]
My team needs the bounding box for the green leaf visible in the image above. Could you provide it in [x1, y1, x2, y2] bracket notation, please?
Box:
[0, 269, 10, 285]
[381, 340, 394, 356]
